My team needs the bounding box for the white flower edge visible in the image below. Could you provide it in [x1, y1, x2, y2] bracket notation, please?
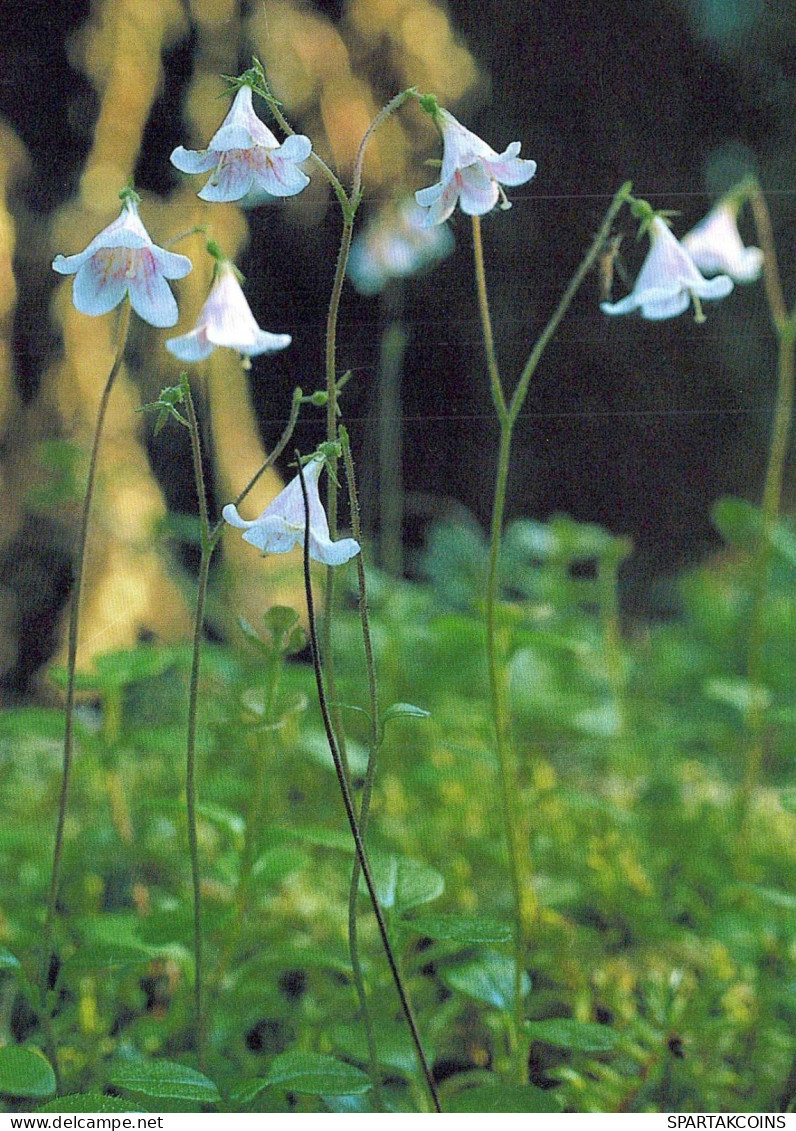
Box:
[222, 457, 361, 567]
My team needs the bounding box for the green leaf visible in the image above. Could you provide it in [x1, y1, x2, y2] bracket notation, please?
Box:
[63, 942, 153, 973]
[704, 677, 770, 715]
[287, 823, 354, 852]
[524, 1018, 622, 1052]
[712, 496, 762, 550]
[264, 1051, 371, 1096]
[0, 1047, 56, 1099]
[442, 953, 529, 1011]
[37, 1093, 147, 1113]
[382, 702, 431, 726]
[108, 1058, 221, 1102]
[303, 731, 369, 776]
[447, 1083, 560, 1113]
[363, 854, 444, 914]
[406, 914, 512, 945]
[252, 844, 309, 886]
[0, 945, 21, 971]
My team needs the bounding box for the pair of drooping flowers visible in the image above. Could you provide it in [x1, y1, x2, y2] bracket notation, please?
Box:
[52, 79, 761, 562]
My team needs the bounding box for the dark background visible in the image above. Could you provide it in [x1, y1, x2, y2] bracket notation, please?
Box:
[1, 0, 793, 605]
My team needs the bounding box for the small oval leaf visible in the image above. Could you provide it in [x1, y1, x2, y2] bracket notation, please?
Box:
[0, 946, 21, 972]
[264, 1051, 371, 1096]
[443, 953, 530, 1011]
[448, 1083, 560, 1113]
[382, 702, 431, 725]
[37, 1093, 147, 1113]
[524, 1019, 622, 1052]
[406, 914, 512, 945]
[109, 1058, 220, 1102]
[0, 1047, 56, 1099]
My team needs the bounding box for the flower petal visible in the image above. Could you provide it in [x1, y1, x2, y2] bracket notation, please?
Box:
[72, 258, 128, 316]
[278, 133, 313, 162]
[127, 270, 180, 327]
[170, 146, 217, 174]
[165, 327, 214, 362]
[639, 290, 691, 320]
[245, 330, 293, 356]
[692, 274, 734, 301]
[457, 166, 499, 215]
[416, 178, 460, 226]
[253, 154, 310, 197]
[198, 156, 254, 202]
[308, 531, 361, 565]
[483, 151, 537, 187]
[150, 246, 193, 280]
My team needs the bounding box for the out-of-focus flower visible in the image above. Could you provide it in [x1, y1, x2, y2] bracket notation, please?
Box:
[682, 200, 763, 283]
[171, 85, 312, 203]
[223, 456, 360, 566]
[601, 216, 733, 322]
[165, 258, 291, 363]
[347, 197, 454, 295]
[52, 188, 192, 327]
[415, 100, 536, 226]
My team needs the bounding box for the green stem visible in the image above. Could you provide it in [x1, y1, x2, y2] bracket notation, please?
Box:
[738, 184, 794, 834]
[340, 427, 384, 1108]
[182, 378, 213, 1070]
[473, 183, 633, 1080]
[42, 299, 132, 1090]
[296, 454, 441, 1113]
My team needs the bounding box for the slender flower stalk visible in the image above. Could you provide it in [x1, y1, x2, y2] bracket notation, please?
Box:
[340, 426, 383, 1107]
[472, 183, 633, 1079]
[737, 183, 795, 838]
[181, 379, 212, 1069]
[41, 299, 132, 1090]
[295, 453, 442, 1114]
[161, 375, 303, 1067]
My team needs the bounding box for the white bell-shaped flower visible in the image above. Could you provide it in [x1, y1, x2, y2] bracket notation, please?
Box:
[171, 85, 312, 203]
[415, 106, 536, 226]
[601, 217, 734, 321]
[682, 200, 763, 283]
[165, 260, 291, 363]
[52, 191, 192, 327]
[223, 457, 360, 567]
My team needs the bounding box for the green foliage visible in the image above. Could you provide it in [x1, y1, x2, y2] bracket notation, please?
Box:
[0, 504, 793, 1113]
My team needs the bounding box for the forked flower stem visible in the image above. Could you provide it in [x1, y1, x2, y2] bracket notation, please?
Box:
[737, 184, 794, 837]
[296, 453, 441, 1114]
[472, 183, 633, 1079]
[42, 299, 132, 1090]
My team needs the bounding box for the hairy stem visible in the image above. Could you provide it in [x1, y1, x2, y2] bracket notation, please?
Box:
[42, 299, 132, 1090]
